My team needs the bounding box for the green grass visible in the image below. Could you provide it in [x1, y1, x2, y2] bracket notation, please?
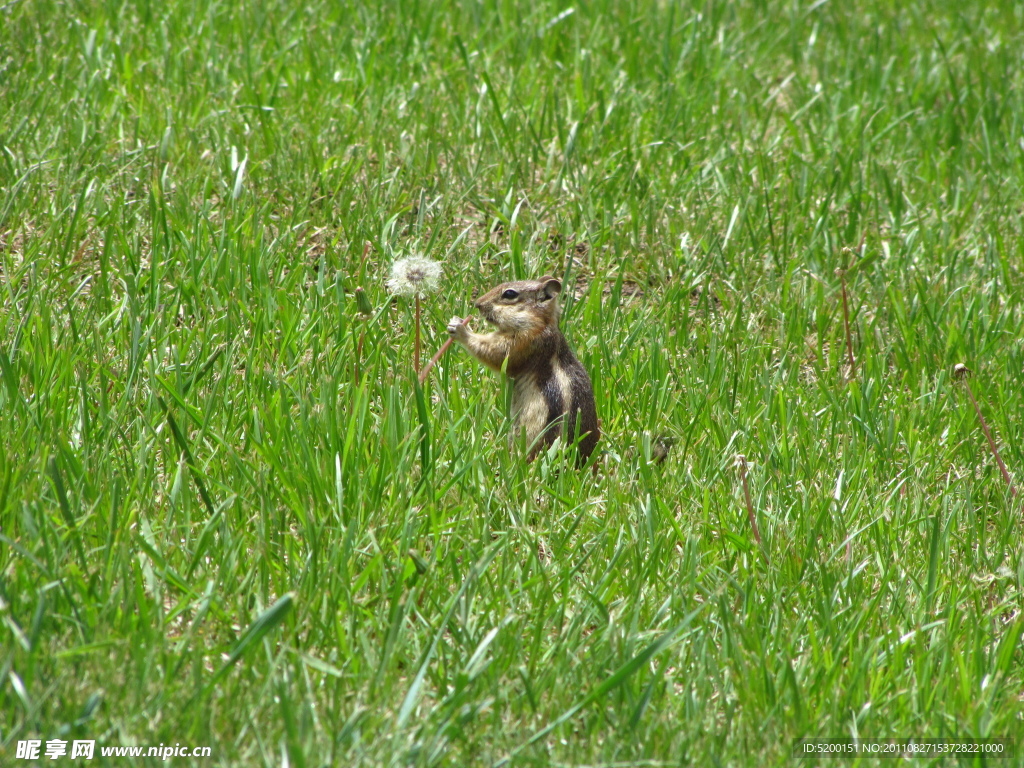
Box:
[2, 0, 1023, 765]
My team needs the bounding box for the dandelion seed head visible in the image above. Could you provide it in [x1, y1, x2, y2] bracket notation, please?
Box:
[952, 363, 972, 381]
[386, 255, 443, 298]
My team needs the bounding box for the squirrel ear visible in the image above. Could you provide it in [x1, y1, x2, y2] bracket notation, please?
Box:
[539, 277, 562, 300]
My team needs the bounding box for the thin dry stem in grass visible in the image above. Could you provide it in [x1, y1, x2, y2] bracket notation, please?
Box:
[736, 454, 762, 546]
[835, 266, 856, 381]
[353, 243, 374, 386]
[354, 287, 372, 386]
[953, 363, 1017, 499]
[836, 240, 865, 382]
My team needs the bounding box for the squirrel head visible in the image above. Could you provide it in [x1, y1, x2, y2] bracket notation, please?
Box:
[474, 275, 562, 333]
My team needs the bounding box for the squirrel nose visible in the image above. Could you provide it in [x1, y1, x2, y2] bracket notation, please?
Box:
[474, 298, 485, 310]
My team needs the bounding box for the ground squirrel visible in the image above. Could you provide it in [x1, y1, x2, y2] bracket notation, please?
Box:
[448, 276, 600, 464]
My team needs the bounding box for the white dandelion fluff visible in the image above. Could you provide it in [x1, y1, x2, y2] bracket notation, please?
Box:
[386, 255, 443, 298]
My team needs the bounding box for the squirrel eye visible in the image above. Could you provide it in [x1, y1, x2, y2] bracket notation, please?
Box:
[501, 289, 519, 300]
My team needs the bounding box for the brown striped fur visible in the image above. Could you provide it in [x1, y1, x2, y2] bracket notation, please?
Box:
[448, 276, 600, 464]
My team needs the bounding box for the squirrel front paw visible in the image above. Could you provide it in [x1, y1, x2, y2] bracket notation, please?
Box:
[447, 316, 469, 340]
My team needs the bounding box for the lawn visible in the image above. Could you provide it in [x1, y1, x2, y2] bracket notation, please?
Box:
[2, 0, 1023, 765]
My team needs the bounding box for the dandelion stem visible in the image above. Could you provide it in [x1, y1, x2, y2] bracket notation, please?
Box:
[418, 317, 470, 386]
[356, 330, 364, 386]
[414, 295, 421, 374]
